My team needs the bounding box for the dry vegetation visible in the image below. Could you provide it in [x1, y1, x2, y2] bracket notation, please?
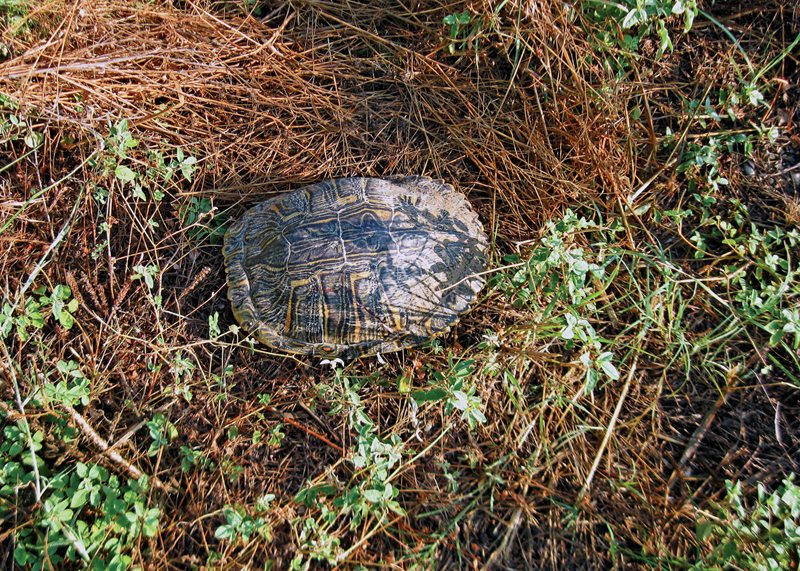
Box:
[1, 0, 799, 569]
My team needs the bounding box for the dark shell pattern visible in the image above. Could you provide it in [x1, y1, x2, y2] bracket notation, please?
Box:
[222, 176, 488, 359]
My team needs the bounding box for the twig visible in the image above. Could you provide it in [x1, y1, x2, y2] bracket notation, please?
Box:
[175, 266, 211, 304]
[16, 186, 85, 306]
[0, 150, 97, 236]
[760, 161, 800, 177]
[437, 262, 525, 294]
[106, 399, 179, 452]
[483, 482, 529, 571]
[265, 405, 345, 455]
[334, 515, 404, 566]
[666, 391, 727, 494]
[0, 342, 42, 503]
[626, 158, 678, 205]
[667, 351, 767, 495]
[62, 404, 172, 492]
[577, 357, 638, 502]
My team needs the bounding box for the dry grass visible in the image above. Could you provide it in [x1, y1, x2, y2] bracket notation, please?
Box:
[1, 0, 798, 569]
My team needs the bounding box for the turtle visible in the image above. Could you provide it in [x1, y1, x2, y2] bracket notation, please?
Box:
[222, 176, 488, 360]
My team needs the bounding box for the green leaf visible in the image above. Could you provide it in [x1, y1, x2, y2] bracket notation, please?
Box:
[451, 390, 469, 411]
[13, 545, 30, 566]
[143, 508, 160, 537]
[387, 500, 407, 516]
[769, 328, 784, 346]
[473, 408, 487, 422]
[720, 539, 737, 559]
[24, 131, 43, 149]
[132, 183, 147, 201]
[621, 8, 641, 29]
[214, 524, 233, 540]
[225, 507, 244, 527]
[180, 156, 198, 182]
[362, 489, 384, 503]
[411, 388, 447, 403]
[71, 489, 89, 509]
[598, 353, 620, 380]
[208, 312, 221, 338]
[114, 165, 137, 183]
[59, 310, 75, 330]
[696, 521, 715, 542]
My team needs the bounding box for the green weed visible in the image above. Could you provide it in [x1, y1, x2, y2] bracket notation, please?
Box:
[583, 0, 698, 76]
[145, 413, 178, 456]
[180, 196, 228, 245]
[413, 355, 486, 429]
[215, 495, 275, 545]
[42, 360, 91, 408]
[693, 477, 800, 570]
[1, 413, 161, 570]
[290, 370, 410, 566]
[1, 284, 79, 341]
[442, 10, 479, 55]
[91, 120, 199, 202]
[492, 209, 623, 394]
[0, 110, 42, 149]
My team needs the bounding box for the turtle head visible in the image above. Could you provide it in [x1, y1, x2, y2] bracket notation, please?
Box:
[313, 342, 346, 360]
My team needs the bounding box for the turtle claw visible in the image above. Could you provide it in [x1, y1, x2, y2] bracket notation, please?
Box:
[320, 358, 345, 369]
[376, 352, 386, 365]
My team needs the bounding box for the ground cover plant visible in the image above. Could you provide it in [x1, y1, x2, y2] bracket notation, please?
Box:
[1, 0, 798, 568]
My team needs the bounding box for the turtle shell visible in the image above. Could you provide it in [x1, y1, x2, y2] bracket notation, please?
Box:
[222, 176, 488, 359]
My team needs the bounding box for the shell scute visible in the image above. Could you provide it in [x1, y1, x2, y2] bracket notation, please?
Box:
[223, 176, 489, 359]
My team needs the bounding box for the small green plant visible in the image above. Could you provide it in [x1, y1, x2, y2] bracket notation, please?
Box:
[208, 311, 221, 337]
[44, 284, 80, 330]
[0, 284, 79, 341]
[290, 516, 342, 568]
[320, 372, 406, 525]
[677, 137, 730, 192]
[106, 118, 139, 159]
[291, 370, 410, 566]
[0, 111, 43, 148]
[766, 308, 800, 350]
[0, 294, 43, 340]
[169, 351, 196, 379]
[583, 0, 698, 76]
[618, 0, 697, 54]
[494, 209, 605, 307]
[93, 120, 199, 201]
[267, 422, 286, 447]
[180, 446, 209, 472]
[41, 360, 91, 407]
[214, 495, 275, 545]
[180, 196, 227, 244]
[132, 263, 159, 290]
[442, 11, 478, 54]
[660, 178, 800, 384]
[493, 209, 622, 393]
[668, 87, 775, 193]
[146, 412, 177, 456]
[1, 415, 161, 570]
[211, 364, 235, 394]
[149, 146, 198, 183]
[219, 459, 245, 483]
[0, 0, 32, 45]
[413, 355, 486, 429]
[693, 477, 800, 570]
